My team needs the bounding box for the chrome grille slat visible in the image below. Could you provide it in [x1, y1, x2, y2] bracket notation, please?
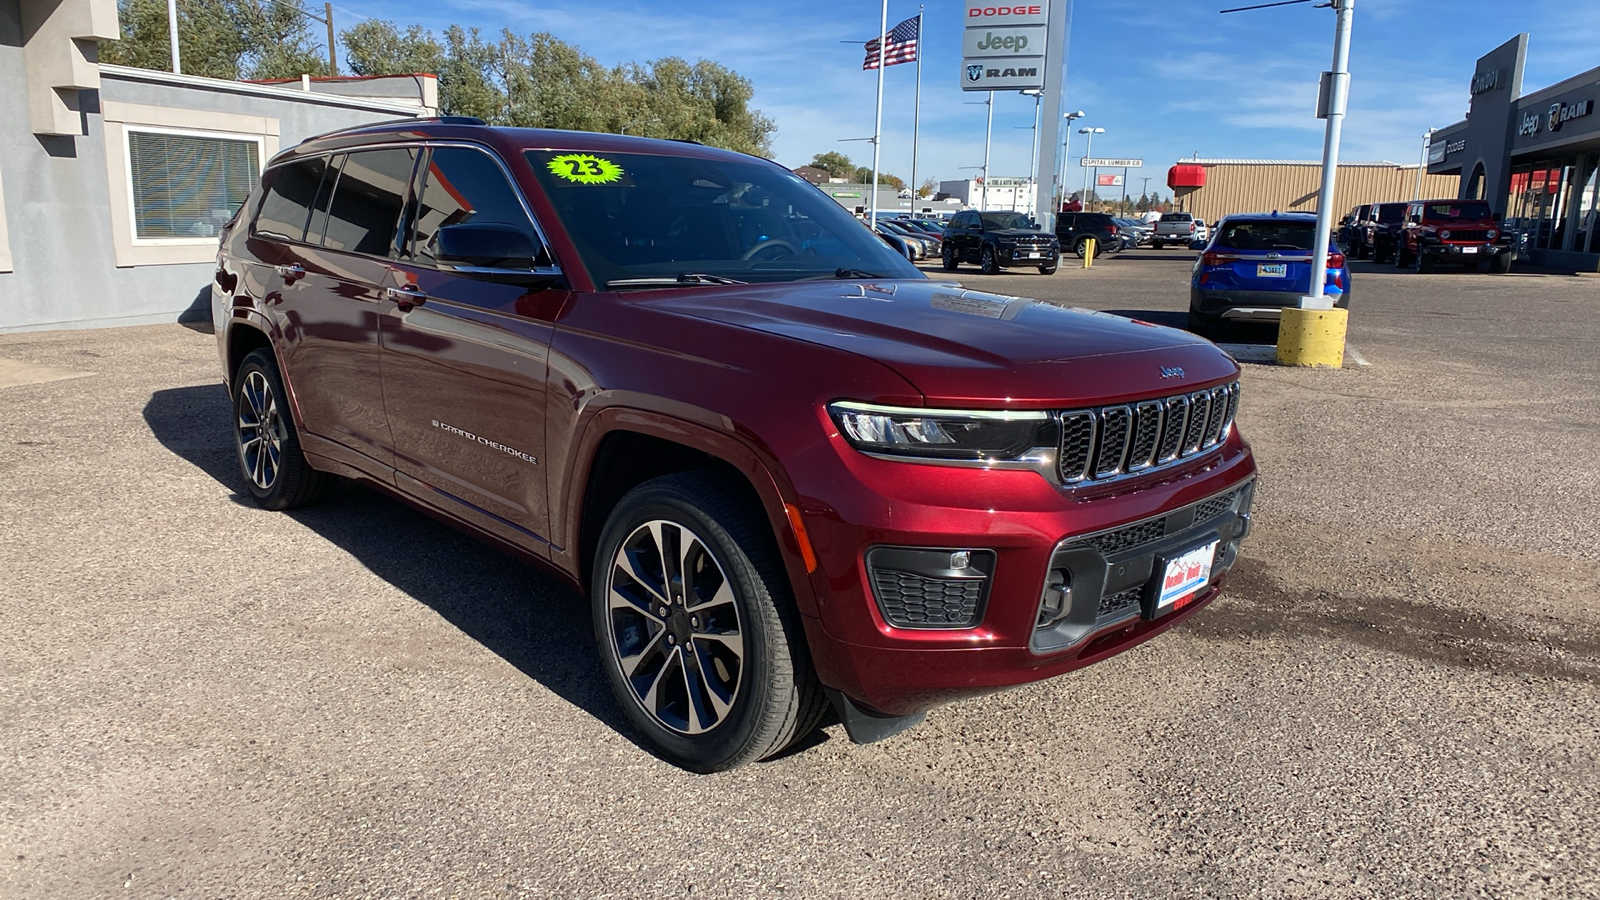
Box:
[1057, 381, 1239, 485]
[1094, 406, 1133, 477]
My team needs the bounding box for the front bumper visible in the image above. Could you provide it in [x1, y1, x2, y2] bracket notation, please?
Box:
[1420, 242, 1507, 260]
[792, 426, 1258, 716]
[997, 245, 1060, 266]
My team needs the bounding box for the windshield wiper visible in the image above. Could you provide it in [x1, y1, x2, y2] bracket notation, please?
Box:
[797, 268, 890, 281]
[606, 273, 747, 289]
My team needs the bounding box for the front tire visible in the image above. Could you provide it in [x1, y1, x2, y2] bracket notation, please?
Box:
[980, 246, 1000, 275]
[1039, 263, 1058, 275]
[1492, 251, 1513, 274]
[591, 472, 826, 772]
[233, 349, 335, 510]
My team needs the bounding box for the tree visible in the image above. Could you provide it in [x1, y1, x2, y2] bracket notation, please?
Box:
[849, 166, 904, 190]
[102, 0, 329, 79]
[103, 10, 776, 156]
[918, 176, 938, 199]
[809, 152, 855, 179]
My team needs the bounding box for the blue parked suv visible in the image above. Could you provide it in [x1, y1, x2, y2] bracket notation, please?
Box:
[1188, 212, 1349, 335]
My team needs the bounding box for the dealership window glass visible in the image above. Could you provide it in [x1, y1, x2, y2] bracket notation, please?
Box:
[255, 157, 329, 242]
[127, 129, 260, 240]
[525, 150, 920, 286]
[322, 148, 417, 256]
[411, 147, 539, 266]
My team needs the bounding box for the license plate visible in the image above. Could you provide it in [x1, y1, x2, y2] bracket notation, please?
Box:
[1155, 540, 1219, 612]
[1026, 252, 1042, 259]
[1257, 264, 1287, 277]
[1461, 246, 1478, 254]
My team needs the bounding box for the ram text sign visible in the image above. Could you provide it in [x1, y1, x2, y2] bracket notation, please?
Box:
[962, 2, 1050, 92]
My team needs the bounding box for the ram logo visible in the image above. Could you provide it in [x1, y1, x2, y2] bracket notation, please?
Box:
[966, 65, 983, 82]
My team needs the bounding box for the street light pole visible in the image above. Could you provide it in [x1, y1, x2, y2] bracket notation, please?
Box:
[1415, 127, 1434, 200]
[1058, 110, 1084, 210]
[1079, 126, 1103, 208]
[981, 90, 994, 210]
[167, 0, 181, 74]
[1305, 0, 1353, 308]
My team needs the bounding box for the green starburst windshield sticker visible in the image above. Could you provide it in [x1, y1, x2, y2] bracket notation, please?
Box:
[548, 153, 624, 185]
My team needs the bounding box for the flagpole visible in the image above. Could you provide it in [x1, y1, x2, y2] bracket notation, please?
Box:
[869, 0, 888, 229]
[980, 91, 993, 210]
[909, 6, 923, 215]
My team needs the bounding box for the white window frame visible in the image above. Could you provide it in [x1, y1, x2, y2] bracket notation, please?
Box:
[101, 101, 280, 267]
[122, 124, 266, 248]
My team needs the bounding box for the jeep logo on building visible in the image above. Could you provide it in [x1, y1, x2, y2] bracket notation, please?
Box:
[1518, 111, 1542, 136]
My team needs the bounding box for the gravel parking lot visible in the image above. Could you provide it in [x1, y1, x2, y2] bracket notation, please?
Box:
[2, 254, 1597, 899]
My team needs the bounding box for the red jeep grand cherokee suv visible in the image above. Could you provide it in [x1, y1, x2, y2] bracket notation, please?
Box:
[212, 119, 1256, 771]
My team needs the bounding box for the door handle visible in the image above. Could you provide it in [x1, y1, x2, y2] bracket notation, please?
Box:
[274, 263, 305, 283]
[385, 285, 427, 311]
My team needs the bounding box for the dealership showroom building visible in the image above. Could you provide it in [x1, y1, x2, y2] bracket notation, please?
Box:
[1428, 34, 1600, 271]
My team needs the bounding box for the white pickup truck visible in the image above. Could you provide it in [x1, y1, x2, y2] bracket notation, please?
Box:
[1153, 212, 1205, 249]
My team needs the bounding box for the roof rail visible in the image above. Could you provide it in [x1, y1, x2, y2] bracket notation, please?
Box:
[297, 115, 488, 146]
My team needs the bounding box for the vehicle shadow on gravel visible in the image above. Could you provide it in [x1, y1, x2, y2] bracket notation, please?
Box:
[140, 383, 711, 762]
[1196, 556, 1600, 684]
[1100, 309, 1279, 346]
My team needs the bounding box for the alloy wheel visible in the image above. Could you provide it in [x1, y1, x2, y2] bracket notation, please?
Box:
[605, 519, 745, 735]
[236, 370, 283, 491]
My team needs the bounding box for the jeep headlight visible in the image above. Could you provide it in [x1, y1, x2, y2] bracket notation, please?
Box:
[1441, 229, 1452, 240]
[1488, 228, 1498, 240]
[829, 401, 1052, 460]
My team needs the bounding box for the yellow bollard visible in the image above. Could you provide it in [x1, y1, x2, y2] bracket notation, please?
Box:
[1082, 237, 1095, 268]
[1276, 307, 1348, 368]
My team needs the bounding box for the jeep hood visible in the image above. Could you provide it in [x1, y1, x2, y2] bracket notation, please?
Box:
[646, 280, 1239, 406]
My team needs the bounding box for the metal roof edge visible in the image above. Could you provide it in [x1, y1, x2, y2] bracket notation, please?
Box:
[99, 65, 428, 116]
[1179, 158, 1408, 167]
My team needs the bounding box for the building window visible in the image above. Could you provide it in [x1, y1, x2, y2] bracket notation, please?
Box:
[126, 127, 262, 242]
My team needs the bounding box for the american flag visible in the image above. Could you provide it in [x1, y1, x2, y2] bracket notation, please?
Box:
[862, 15, 920, 69]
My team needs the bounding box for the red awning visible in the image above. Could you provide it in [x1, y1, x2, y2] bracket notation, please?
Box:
[1168, 164, 1206, 189]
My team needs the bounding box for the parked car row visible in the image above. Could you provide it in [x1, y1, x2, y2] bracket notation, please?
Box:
[1340, 200, 1513, 272]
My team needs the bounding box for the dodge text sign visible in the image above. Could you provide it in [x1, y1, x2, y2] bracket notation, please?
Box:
[962, 0, 1051, 91]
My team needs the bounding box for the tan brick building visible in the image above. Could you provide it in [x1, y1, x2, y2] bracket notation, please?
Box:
[1168, 159, 1458, 225]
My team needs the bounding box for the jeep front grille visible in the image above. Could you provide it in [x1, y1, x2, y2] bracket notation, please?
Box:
[1058, 382, 1239, 484]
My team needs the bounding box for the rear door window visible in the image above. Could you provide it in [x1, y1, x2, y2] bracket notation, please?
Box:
[254, 157, 328, 242]
[321, 147, 418, 257]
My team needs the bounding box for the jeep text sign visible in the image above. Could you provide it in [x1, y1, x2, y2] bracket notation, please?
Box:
[962, 0, 1051, 91]
[962, 25, 1047, 58]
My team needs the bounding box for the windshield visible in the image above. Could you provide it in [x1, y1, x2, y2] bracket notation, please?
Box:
[1424, 201, 1493, 221]
[525, 150, 922, 287]
[1217, 220, 1317, 251]
[979, 211, 1034, 230]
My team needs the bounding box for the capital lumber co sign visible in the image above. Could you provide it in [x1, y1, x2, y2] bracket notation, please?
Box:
[961, 2, 1051, 92]
[1080, 158, 1143, 168]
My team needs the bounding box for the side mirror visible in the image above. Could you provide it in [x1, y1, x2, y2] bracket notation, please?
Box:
[434, 223, 544, 270]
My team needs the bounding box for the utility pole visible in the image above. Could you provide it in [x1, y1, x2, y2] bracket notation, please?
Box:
[325, 2, 337, 76]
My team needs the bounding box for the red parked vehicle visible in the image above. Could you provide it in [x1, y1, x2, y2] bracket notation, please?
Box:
[212, 118, 1257, 771]
[1395, 198, 1515, 273]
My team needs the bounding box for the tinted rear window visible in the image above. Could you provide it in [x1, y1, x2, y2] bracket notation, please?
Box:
[1375, 204, 1406, 223]
[321, 148, 417, 256]
[1160, 213, 1192, 222]
[1217, 220, 1316, 251]
[255, 157, 328, 242]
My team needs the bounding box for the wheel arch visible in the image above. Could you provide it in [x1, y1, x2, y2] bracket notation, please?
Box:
[564, 410, 818, 618]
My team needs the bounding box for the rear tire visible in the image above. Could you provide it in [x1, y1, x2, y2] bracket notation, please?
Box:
[233, 350, 336, 510]
[1187, 311, 1215, 338]
[941, 245, 959, 271]
[591, 472, 826, 773]
[1153, 240, 1165, 250]
[1073, 238, 1094, 259]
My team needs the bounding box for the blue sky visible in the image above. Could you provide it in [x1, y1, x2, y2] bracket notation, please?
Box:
[332, 0, 1600, 196]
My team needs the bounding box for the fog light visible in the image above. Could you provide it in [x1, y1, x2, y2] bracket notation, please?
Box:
[1036, 568, 1073, 628]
